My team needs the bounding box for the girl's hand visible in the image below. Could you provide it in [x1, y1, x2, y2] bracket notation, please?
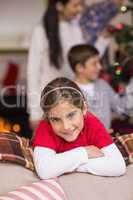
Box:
[84, 146, 104, 159]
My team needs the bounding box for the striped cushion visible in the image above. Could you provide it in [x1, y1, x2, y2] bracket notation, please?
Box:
[113, 136, 129, 165]
[116, 133, 133, 164]
[0, 179, 67, 200]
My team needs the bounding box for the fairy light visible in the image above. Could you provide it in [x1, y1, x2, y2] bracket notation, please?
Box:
[116, 70, 122, 75]
[121, 5, 127, 12]
[111, 57, 133, 93]
[115, 66, 123, 75]
[112, 62, 124, 76]
[117, 66, 123, 71]
[12, 124, 21, 133]
[114, 62, 120, 66]
[116, 23, 124, 30]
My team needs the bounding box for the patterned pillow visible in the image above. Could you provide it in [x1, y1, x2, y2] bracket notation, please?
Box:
[0, 179, 67, 200]
[0, 132, 35, 171]
[114, 133, 133, 165]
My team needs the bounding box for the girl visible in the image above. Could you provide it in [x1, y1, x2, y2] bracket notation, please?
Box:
[33, 77, 126, 179]
[27, 0, 85, 130]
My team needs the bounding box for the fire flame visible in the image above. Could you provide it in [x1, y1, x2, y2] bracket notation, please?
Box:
[0, 117, 21, 133]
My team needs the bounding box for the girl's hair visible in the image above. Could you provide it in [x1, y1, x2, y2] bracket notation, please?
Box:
[43, 0, 69, 69]
[40, 77, 85, 114]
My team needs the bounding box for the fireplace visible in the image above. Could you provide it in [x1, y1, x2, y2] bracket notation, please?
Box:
[0, 95, 32, 138]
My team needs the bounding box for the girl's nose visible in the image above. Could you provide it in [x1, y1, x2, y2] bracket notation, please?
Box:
[62, 120, 71, 131]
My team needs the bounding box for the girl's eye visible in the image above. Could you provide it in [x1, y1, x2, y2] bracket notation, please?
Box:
[50, 118, 60, 122]
[67, 112, 76, 119]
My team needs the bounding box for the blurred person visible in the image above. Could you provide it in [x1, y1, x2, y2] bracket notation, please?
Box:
[68, 44, 133, 129]
[27, 0, 85, 130]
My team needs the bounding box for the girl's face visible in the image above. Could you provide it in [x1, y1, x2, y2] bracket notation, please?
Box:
[57, 0, 85, 21]
[48, 100, 86, 142]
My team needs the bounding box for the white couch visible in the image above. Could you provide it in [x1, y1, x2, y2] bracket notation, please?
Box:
[0, 163, 133, 200]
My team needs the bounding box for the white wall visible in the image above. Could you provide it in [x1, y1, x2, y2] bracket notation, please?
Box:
[0, 0, 44, 35]
[0, 0, 45, 86]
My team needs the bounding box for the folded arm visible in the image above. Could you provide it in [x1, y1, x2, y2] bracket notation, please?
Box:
[77, 144, 126, 176]
[34, 143, 126, 179]
[33, 147, 88, 179]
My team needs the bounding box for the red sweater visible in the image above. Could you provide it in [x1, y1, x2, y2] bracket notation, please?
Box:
[32, 112, 113, 153]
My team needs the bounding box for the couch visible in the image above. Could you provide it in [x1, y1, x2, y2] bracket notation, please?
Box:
[0, 162, 133, 200]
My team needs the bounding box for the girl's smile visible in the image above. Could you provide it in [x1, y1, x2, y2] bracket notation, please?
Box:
[61, 127, 77, 135]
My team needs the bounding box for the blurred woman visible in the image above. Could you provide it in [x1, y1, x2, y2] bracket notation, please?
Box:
[27, 0, 85, 130]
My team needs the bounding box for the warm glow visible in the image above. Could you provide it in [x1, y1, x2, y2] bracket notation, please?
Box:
[12, 124, 21, 133]
[0, 117, 21, 133]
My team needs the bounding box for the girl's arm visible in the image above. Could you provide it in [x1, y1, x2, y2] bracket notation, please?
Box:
[33, 146, 88, 179]
[77, 143, 126, 176]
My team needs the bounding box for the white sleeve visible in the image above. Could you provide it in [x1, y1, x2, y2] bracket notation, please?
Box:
[77, 144, 126, 177]
[27, 25, 46, 121]
[33, 146, 88, 179]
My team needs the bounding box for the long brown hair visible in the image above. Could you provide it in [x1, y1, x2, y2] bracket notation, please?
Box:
[43, 0, 70, 69]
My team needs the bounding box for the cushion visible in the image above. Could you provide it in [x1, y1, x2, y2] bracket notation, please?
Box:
[0, 132, 34, 171]
[114, 133, 133, 165]
[113, 136, 129, 165]
[0, 163, 39, 195]
[0, 179, 67, 200]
